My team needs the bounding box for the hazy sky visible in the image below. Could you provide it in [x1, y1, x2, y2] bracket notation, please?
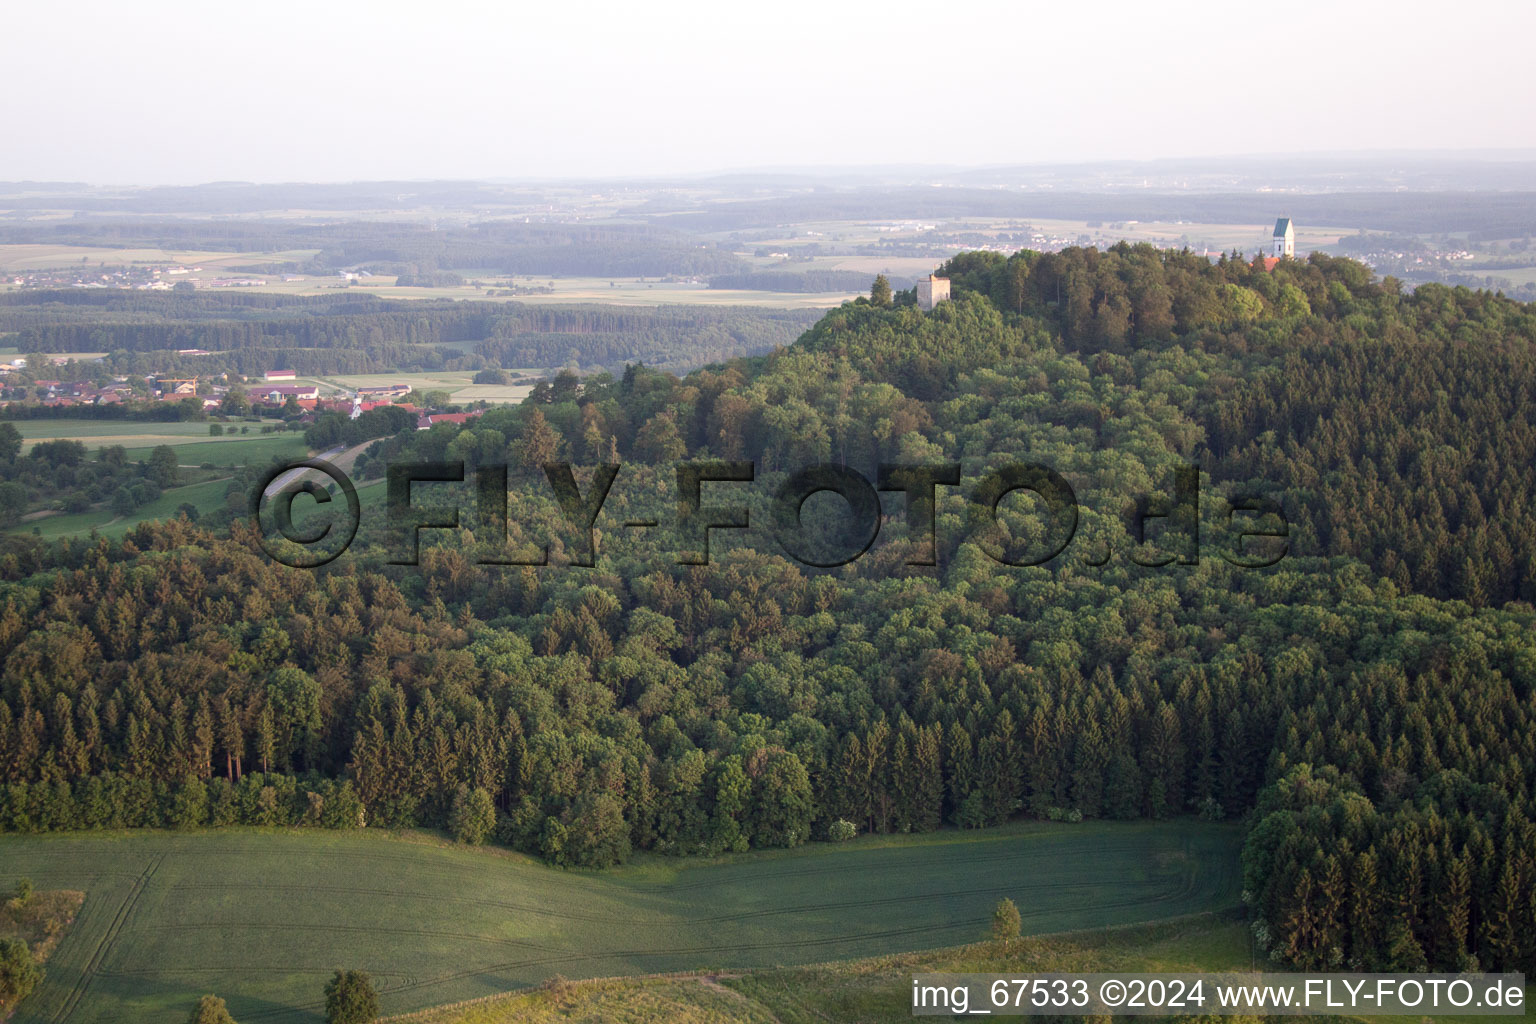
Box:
[5, 0, 1534, 184]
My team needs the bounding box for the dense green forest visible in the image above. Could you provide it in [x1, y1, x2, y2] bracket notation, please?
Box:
[1, 246, 1533, 978]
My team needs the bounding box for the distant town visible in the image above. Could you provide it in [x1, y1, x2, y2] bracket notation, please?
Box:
[4, 265, 371, 291]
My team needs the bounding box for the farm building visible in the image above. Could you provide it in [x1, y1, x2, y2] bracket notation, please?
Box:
[259, 384, 320, 403]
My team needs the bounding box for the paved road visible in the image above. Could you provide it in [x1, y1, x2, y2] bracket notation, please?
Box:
[261, 445, 347, 498]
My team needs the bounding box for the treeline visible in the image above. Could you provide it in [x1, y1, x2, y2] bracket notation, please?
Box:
[0, 772, 364, 831]
[393, 270, 466, 288]
[0, 292, 817, 376]
[475, 305, 815, 372]
[0, 292, 492, 356]
[0, 398, 206, 423]
[1246, 764, 1535, 972]
[303, 406, 419, 450]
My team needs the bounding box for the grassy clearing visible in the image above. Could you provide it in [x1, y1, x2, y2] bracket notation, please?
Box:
[10, 477, 233, 541]
[0, 821, 1239, 1024]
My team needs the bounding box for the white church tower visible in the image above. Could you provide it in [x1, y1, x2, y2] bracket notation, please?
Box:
[1271, 217, 1295, 259]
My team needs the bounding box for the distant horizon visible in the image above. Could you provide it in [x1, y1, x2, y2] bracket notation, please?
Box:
[6, 149, 1536, 191]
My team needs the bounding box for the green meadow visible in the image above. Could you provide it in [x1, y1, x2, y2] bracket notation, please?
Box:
[123, 434, 307, 468]
[1, 821, 1240, 1024]
[13, 419, 291, 451]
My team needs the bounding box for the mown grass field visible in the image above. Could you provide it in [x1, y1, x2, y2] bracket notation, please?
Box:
[12, 419, 290, 451]
[0, 821, 1241, 1024]
[122, 434, 306, 468]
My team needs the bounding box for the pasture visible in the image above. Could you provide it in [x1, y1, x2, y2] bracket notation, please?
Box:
[1, 821, 1240, 1024]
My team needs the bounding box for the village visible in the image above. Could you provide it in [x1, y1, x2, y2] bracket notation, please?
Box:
[0, 361, 483, 430]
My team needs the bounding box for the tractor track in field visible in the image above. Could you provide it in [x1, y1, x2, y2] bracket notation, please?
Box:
[47, 853, 163, 1024]
[161, 859, 1193, 929]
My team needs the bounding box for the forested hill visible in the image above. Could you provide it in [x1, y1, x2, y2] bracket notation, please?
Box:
[1, 244, 1534, 978]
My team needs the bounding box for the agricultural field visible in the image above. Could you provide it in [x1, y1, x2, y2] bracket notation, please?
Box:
[468, 278, 860, 309]
[11, 419, 292, 452]
[121, 434, 307, 468]
[326, 277, 858, 309]
[0, 244, 320, 276]
[310, 372, 534, 405]
[0, 244, 861, 309]
[0, 821, 1241, 1024]
[1459, 263, 1536, 287]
